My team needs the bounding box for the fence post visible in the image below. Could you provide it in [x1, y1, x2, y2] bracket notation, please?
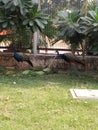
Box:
[32, 0, 41, 55]
[33, 32, 38, 55]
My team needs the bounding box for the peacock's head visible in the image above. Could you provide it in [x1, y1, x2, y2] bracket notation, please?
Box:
[14, 48, 20, 52]
[55, 50, 59, 55]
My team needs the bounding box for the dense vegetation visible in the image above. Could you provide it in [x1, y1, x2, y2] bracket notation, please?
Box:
[54, 1, 98, 55]
[0, 0, 98, 54]
[0, 0, 48, 49]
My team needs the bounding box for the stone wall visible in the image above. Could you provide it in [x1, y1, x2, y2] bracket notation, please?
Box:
[0, 52, 98, 70]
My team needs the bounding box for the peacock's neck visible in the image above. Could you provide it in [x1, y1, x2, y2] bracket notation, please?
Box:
[56, 50, 59, 55]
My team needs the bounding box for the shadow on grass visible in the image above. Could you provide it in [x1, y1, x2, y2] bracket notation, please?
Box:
[0, 68, 98, 89]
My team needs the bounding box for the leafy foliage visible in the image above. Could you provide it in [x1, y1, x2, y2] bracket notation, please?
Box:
[54, 1, 98, 55]
[23, 4, 49, 32]
[42, 20, 57, 39]
[80, 7, 98, 55]
[0, 0, 48, 32]
[55, 10, 85, 52]
[0, 0, 49, 49]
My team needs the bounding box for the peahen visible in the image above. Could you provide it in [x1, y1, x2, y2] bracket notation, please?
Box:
[56, 50, 85, 66]
[13, 52, 33, 67]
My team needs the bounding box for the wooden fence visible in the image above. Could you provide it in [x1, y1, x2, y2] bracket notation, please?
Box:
[0, 46, 83, 56]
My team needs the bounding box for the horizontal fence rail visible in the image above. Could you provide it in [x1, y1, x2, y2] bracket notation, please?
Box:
[0, 46, 83, 56]
[38, 47, 83, 55]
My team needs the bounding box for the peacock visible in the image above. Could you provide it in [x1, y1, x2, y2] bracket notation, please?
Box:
[13, 52, 33, 67]
[56, 50, 85, 66]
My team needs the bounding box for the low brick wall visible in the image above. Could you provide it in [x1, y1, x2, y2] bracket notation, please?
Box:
[0, 52, 98, 70]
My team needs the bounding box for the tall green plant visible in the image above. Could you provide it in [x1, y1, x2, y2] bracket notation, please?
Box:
[0, 0, 48, 32]
[80, 7, 98, 55]
[55, 10, 85, 53]
[54, 1, 98, 56]
[0, 0, 49, 48]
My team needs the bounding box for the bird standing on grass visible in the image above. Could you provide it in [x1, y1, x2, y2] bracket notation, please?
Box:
[56, 50, 85, 66]
[13, 52, 33, 67]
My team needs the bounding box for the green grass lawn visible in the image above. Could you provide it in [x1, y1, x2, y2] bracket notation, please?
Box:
[0, 69, 98, 130]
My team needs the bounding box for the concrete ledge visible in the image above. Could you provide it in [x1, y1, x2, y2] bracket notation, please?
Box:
[70, 89, 98, 99]
[0, 52, 98, 70]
